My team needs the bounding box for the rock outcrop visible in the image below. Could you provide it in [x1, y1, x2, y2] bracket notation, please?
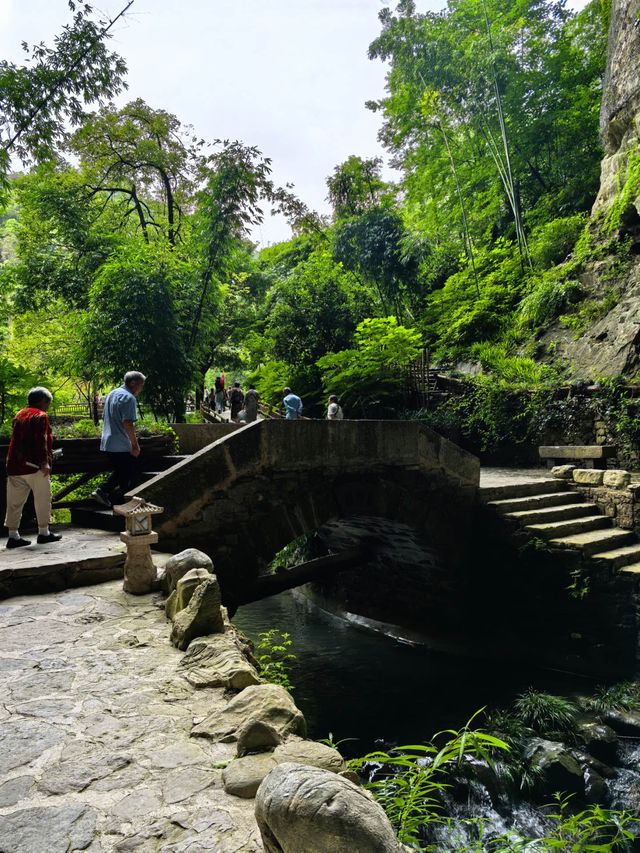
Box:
[191, 684, 306, 742]
[541, 1, 640, 378]
[162, 548, 213, 594]
[178, 631, 261, 690]
[255, 763, 406, 853]
[593, 0, 640, 216]
[169, 574, 225, 651]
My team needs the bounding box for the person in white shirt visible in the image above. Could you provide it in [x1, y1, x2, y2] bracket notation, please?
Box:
[327, 395, 344, 420]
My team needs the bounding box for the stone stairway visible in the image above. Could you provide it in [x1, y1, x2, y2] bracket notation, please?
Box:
[70, 454, 190, 532]
[481, 476, 640, 575]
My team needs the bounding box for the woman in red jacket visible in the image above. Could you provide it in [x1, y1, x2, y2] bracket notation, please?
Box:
[5, 387, 62, 549]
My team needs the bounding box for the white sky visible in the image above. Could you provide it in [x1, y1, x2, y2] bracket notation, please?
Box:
[1, 0, 591, 244]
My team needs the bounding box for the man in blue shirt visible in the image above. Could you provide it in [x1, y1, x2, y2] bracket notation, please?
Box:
[282, 387, 303, 420]
[92, 371, 146, 507]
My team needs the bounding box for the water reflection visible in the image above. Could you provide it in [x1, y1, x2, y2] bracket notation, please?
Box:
[233, 588, 593, 757]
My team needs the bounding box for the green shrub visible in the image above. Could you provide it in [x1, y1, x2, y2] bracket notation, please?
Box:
[517, 275, 582, 328]
[255, 630, 296, 692]
[513, 689, 578, 741]
[349, 712, 509, 848]
[470, 343, 558, 385]
[318, 316, 421, 417]
[604, 148, 640, 233]
[528, 215, 586, 269]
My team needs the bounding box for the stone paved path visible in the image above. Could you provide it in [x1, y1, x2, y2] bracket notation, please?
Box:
[0, 581, 261, 853]
[479, 467, 553, 488]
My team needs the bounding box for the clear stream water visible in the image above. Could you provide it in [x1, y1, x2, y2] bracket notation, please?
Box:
[234, 589, 640, 849]
[233, 589, 594, 757]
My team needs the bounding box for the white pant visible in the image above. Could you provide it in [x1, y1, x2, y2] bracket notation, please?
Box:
[5, 472, 52, 530]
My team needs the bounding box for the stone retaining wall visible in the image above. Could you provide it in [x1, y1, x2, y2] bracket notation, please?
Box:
[573, 481, 640, 534]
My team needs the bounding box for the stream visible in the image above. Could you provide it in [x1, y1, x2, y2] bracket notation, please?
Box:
[234, 589, 640, 850]
[234, 589, 594, 753]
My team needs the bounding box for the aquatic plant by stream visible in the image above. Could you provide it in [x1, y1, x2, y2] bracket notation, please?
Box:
[349, 693, 640, 852]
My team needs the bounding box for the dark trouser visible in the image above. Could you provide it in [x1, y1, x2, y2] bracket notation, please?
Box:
[101, 452, 138, 500]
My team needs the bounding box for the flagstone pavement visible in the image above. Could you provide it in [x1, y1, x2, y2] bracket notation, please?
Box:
[0, 580, 262, 853]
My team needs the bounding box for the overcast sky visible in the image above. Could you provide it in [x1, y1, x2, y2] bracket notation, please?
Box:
[1, 0, 590, 244]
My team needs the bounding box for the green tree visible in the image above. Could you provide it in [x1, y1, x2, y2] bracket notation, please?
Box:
[368, 0, 607, 247]
[0, 0, 130, 189]
[317, 316, 421, 417]
[333, 207, 421, 320]
[69, 98, 204, 246]
[82, 242, 193, 419]
[326, 155, 387, 219]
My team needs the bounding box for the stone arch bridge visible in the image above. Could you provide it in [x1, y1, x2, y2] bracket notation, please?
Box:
[129, 420, 480, 613]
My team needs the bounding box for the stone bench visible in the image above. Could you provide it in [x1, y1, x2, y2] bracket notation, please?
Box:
[539, 445, 616, 470]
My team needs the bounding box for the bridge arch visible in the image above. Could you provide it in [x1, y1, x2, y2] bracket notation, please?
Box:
[130, 420, 480, 610]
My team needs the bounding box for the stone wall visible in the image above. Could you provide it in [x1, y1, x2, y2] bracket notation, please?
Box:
[573, 480, 640, 534]
[171, 422, 240, 454]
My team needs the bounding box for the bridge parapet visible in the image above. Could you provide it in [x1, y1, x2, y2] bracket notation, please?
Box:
[130, 419, 479, 527]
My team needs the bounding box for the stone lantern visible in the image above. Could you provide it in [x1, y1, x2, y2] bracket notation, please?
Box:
[114, 496, 164, 594]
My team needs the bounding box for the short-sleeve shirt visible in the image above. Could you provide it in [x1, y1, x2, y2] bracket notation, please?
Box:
[100, 386, 138, 452]
[283, 394, 303, 420]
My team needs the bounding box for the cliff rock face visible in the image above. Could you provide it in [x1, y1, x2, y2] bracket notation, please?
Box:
[545, 0, 640, 379]
[593, 0, 640, 215]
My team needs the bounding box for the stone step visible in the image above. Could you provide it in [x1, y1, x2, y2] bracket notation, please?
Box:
[525, 515, 612, 539]
[70, 506, 124, 533]
[548, 528, 636, 557]
[152, 454, 189, 471]
[480, 479, 568, 502]
[620, 563, 640, 576]
[487, 491, 581, 513]
[590, 543, 640, 569]
[506, 503, 599, 525]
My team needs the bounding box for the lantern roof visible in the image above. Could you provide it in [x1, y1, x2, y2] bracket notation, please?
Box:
[113, 496, 164, 517]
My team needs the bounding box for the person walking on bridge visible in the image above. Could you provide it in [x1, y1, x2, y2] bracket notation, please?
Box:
[244, 386, 260, 423]
[227, 382, 245, 423]
[326, 395, 344, 420]
[5, 386, 62, 549]
[214, 376, 225, 414]
[92, 371, 145, 508]
[283, 388, 303, 420]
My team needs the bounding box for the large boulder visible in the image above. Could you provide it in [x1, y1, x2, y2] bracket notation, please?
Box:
[255, 763, 405, 852]
[223, 753, 278, 799]
[165, 568, 212, 620]
[236, 720, 283, 757]
[178, 633, 261, 691]
[191, 684, 306, 743]
[169, 576, 224, 651]
[272, 740, 344, 774]
[577, 720, 618, 763]
[163, 548, 213, 594]
[525, 739, 584, 798]
[603, 708, 640, 736]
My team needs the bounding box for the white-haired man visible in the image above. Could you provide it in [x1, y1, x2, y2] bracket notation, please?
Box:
[92, 371, 146, 508]
[5, 386, 61, 549]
